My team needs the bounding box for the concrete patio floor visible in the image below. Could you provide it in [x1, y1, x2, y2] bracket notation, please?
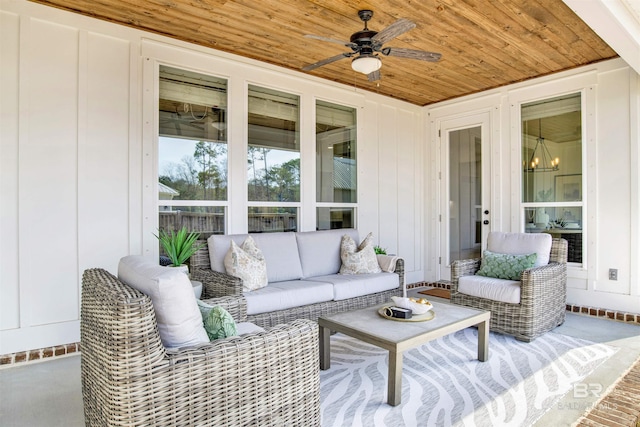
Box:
[1, 300, 639, 426]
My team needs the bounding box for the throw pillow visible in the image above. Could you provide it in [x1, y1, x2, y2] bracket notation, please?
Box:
[197, 300, 238, 340]
[339, 232, 383, 274]
[476, 250, 537, 281]
[224, 236, 268, 292]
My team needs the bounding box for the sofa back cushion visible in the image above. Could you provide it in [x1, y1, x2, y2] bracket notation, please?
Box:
[296, 228, 360, 278]
[208, 232, 303, 283]
[487, 231, 552, 267]
[117, 255, 209, 349]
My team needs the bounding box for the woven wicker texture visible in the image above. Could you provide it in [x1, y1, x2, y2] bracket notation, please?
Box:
[190, 241, 405, 328]
[450, 238, 568, 342]
[81, 268, 320, 426]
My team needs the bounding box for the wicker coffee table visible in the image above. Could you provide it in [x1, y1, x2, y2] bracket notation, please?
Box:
[318, 300, 490, 406]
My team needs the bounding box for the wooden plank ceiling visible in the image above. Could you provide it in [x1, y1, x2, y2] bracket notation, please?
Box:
[29, 0, 617, 106]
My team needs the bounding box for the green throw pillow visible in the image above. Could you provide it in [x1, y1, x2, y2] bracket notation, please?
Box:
[197, 300, 237, 340]
[476, 250, 537, 281]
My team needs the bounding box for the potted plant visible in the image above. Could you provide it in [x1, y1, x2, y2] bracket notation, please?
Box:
[154, 226, 205, 270]
[374, 245, 387, 255]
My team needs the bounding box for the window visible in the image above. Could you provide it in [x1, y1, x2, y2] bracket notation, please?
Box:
[522, 93, 583, 263]
[247, 85, 300, 232]
[158, 66, 228, 236]
[316, 100, 357, 230]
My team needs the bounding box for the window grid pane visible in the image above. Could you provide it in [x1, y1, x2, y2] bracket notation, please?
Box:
[158, 65, 228, 238]
[247, 85, 300, 202]
[248, 207, 297, 233]
[521, 93, 583, 264]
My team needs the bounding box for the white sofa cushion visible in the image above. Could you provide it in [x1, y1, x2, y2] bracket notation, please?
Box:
[244, 280, 334, 315]
[307, 273, 399, 301]
[209, 233, 303, 283]
[487, 231, 552, 267]
[208, 234, 247, 272]
[458, 275, 521, 304]
[296, 228, 360, 278]
[117, 255, 209, 349]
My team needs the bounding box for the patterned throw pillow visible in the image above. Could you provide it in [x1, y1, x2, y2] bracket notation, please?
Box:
[339, 232, 383, 274]
[224, 236, 268, 292]
[476, 250, 537, 281]
[197, 300, 237, 340]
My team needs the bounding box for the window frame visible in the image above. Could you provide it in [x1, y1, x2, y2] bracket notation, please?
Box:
[314, 98, 359, 231]
[156, 64, 230, 235]
[518, 89, 587, 267]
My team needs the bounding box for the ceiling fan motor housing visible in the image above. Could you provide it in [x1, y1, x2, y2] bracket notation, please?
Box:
[350, 30, 378, 45]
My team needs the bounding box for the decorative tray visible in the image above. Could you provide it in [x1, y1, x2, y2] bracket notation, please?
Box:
[377, 306, 435, 322]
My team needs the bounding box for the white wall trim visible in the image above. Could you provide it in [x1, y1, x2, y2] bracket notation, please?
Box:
[563, 0, 640, 75]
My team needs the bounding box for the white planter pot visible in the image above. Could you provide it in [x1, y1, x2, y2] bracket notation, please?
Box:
[172, 264, 189, 276]
[191, 280, 203, 300]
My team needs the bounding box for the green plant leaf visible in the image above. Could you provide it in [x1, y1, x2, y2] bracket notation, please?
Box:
[374, 245, 387, 255]
[154, 227, 205, 266]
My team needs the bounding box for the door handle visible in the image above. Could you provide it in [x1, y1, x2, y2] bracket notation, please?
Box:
[484, 210, 489, 215]
[483, 220, 489, 225]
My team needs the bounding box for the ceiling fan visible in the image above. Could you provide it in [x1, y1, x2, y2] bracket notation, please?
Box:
[302, 10, 442, 82]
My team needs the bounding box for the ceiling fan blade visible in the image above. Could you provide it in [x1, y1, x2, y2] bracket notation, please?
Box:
[367, 70, 381, 82]
[371, 18, 415, 45]
[302, 52, 353, 71]
[305, 34, 357, 49]
[381, 47, 442, 62]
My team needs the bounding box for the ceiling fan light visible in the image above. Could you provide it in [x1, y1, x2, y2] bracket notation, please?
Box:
[351, 56, 382, 74]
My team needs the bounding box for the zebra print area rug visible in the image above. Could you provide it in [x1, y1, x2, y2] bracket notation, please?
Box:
[320, 328, 616, 427]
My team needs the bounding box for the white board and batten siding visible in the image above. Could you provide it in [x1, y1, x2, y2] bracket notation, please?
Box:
[0, 1, 425, 354]
[2, 0, 638, 354]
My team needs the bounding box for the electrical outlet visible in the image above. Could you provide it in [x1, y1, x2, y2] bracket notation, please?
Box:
[608, 269, 618, 281]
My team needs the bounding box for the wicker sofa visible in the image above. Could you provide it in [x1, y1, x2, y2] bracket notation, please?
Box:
[190, 228, 405, 328]
[450, 232, 568, 342]
[81, 268, 320, 426]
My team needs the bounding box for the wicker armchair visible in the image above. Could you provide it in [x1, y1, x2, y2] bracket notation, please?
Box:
[450, 235, 568, 342]
[81, 268, 320, 427]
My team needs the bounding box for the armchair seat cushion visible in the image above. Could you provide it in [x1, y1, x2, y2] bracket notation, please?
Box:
[244, 280, 334, 315]
[308, 273, 399, 301]
[458, 275, 521, 304]
[236, 322, 266, 335]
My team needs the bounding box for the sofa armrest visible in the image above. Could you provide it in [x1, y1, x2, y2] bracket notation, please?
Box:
[376, 254, 399, 272]
[450, 258, 482, 292]
[159, 319, 320, 425]
[376, 255, 405, 292]
[200, 295, 248, 323]
[191, 267, 244, 298]
[520, 262, 567, 307]
[394, 258, 405, 293]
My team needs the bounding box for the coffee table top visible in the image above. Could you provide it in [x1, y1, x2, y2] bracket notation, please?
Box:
[318, 300, 490, 352]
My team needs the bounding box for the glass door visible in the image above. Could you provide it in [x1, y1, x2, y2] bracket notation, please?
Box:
[439, 113, 491, 280]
